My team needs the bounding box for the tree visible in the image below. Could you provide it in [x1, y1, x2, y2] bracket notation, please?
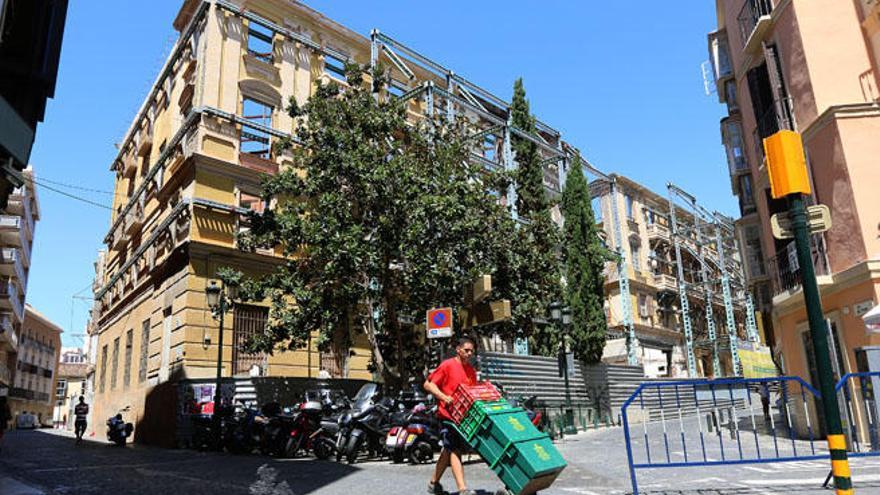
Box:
[560, 157, 608, 363]
[226, 64, 534, 385]
[504, 78, 561, 356]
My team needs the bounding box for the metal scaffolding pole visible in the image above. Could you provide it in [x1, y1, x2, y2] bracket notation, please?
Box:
[667, 187, 697, 377]
[715, 220, 741, 376]
[695, 215, 722, 376]
[609, 178, 638, 366]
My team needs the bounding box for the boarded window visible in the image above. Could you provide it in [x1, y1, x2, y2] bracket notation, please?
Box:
[99, 345, 108, 393]
[111, 337, 120, 390]
[124, 329, 133, 388]
[139, 319, 150, 383]
[232, 304, 268, 375]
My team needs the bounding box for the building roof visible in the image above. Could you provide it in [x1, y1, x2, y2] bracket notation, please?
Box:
[57, 363, 88, 379]
[24, 304, 63, 334]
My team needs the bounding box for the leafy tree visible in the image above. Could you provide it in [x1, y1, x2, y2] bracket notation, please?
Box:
[560, 157, 608, 363]
[225, 65, 535, 385]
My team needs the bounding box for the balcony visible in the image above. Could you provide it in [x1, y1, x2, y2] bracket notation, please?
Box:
[136, 119, 154, 157]
[738, 0, 773, 54]
[0, 312, 17, 353]
[652, 272, 678, 292]
[239, 152, 279, 175]
[0, 216, 26, 250]
[708, 30, 733, 90]
[124, 200, 145, 236]
[646, 222, 670, 241]
[0, 278, 24, 322]
[752, 96, 793, 166]
[0, 248, 26, 290]
[767, 237, 830, 296]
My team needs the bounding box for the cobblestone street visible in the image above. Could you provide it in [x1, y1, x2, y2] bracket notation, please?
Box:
[3, 428, 880, 494]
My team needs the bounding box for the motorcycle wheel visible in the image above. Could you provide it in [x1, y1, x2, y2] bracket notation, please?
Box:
[285, 434, 305, 458]
[410, 441, 433, 464]
[345, 434, 362, 464]
[313, 438, 334, 460]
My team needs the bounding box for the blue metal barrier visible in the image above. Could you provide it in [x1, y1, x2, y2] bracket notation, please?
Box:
[622, 376, 825, 495]
[836, 372, 880, 458]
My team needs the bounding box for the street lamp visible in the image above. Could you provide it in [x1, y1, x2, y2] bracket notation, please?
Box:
[206, 279, 238, 442]
[549, 302, 576, 435]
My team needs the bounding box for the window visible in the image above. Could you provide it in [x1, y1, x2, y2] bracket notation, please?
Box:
[139, 319, 150, 383]
[644, 208, 656, 226]
[738, 174, 756, 215]
[55, 379, 67, 399]
[124, 329, 133, 388]
[591, 197, 602, 222]
[625, 194, 635, 220]
[630, 239, 642, 273]
[111, 337, 120, 390]
[241, 97, 273, 159]
[722, 119, 747, 173]
[324, 53, 346, 81]
[724, 80, 738, 113]
[247, 21, 274, 63]
[483, 134, 497, 162]
[388, 79, 409, 99]
[99, 345, 108, 393]
[232, 304, 269, 375]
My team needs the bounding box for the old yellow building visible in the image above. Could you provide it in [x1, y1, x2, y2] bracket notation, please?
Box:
[90, 0, 567, 432]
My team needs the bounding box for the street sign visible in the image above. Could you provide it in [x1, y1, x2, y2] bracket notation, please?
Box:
[426, 307, 453, 339]
[770, 204, 831, 240]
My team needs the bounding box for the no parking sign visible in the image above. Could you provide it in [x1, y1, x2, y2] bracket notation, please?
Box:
[426, 307, 453, 339]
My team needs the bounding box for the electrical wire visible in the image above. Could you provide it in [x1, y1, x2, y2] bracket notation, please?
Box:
[26, 178, 113, 210]
[34, 176, 117, 196]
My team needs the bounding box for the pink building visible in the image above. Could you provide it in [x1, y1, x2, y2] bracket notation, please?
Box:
[709, 0, 880, 402]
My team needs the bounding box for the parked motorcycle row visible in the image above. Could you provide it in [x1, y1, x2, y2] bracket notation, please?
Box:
[187, 383, 546, 465]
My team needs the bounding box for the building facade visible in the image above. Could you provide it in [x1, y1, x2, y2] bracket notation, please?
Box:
[0, 0, 68, 207]
[0, 169, 38, 393]
[710, 0, 880, 435]
[593, 175, 755, 378]
[90, 0, 568, 434]
[52, 348, 89, 429]
[9, 304, 61, 426]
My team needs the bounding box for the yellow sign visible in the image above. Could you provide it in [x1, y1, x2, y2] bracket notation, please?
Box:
[764, 130, 811, 199]
[739, 347, 777, 378]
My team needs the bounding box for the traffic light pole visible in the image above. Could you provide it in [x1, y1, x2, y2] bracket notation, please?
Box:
[789, 194, 852, 494]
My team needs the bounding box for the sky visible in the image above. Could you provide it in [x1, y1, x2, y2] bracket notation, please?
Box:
[27, 1, 732, 347]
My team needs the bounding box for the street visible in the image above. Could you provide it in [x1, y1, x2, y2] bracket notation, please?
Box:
[3, 428, 880, 494]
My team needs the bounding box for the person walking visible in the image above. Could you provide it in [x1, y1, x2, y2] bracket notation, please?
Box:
[0, 392, 11, 452]
[74, 396, 89, 444]
[423, 336, 478, 495]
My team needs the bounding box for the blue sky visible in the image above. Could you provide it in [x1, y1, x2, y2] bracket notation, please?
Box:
[28, 2, 731, 347]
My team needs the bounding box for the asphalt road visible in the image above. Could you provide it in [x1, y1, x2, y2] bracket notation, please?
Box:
[2, 427, 880, 494]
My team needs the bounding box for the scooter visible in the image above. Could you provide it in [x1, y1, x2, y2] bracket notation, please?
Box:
[385, 404, 440, 464]
[341, 395, 398, 464]
[106, 407, 134, 446]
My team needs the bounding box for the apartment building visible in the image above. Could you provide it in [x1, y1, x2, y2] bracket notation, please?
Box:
[8, 304, 62, 426]
[709, 0, 880, 428]
[0, 169, 38, 393]
[90, 0, 567, 432]
[593, 175, 754, 378]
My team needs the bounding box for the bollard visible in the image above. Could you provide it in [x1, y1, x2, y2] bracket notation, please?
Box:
[707, 413, 714, 433]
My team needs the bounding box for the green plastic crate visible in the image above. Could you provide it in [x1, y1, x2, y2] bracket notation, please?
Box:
[490, 436, 567, 495]
[470, 410, 542, 464]
[467, 399, 515, 425]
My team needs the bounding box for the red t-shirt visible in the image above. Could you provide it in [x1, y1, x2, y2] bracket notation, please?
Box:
[428, 357, 477, 420]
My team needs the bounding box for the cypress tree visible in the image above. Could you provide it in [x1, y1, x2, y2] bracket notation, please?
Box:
[510, 78, 548, 217]
[561, 157, 608, 363]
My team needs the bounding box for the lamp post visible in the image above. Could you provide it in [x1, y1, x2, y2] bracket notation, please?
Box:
[205, 279, 238, 441]
[549, 302, 576, 434]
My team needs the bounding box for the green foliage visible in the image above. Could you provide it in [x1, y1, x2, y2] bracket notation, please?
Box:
[227, 64, 548, 384]
[506, 78, 561, 355]
[560, 157, 608, 363]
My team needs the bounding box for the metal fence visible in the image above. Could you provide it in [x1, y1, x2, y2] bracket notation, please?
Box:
[622, 375, 880, 494]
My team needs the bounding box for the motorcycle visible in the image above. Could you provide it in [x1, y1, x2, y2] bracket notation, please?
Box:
[334, 383, 387, 463]
[385, 404, 440, 464]
[106, 408, 134, 446]
[223, 402, 265, 455]
[509, 395, 548, 434]
[282, 399, 335, 459]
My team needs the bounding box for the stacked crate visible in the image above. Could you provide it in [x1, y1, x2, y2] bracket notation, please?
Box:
[449, 382, 567, 495]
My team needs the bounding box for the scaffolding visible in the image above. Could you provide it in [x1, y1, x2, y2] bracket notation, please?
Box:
[666, 183, 758, 377]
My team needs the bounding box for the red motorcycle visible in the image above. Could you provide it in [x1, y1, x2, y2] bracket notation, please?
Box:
[285, 400, 335, 459]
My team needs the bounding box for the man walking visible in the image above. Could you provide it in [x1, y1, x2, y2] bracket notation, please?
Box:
[74, 396, 89, 444]
[423, 336, 477, 495]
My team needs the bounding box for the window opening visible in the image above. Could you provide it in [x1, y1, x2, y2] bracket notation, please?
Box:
[247, 21, 274, 63]
[241, 97, 273, 158]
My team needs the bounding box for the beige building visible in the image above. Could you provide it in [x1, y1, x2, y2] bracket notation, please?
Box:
[52, 348, 89, 429]
[0, 169, 39, 394]
[90, 0, 566, 434]
[9, 304, 62, 426]
[710, 0, 880, 434]
[593, 175, 754, 378]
